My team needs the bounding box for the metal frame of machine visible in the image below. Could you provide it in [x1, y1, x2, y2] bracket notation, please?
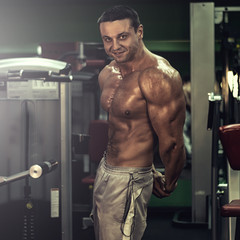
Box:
[191, 3, 240, 240]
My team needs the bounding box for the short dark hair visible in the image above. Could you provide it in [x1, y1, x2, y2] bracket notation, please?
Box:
[97, 5, 141, 32]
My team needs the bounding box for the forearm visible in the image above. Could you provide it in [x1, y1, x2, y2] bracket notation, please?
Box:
[162, 145, 186, 193]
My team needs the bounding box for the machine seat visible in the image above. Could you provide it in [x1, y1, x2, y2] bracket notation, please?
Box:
[219, 124, 240, 170]
[219, 124, 240, 240]
[221, 200, 240, 217]
[81, 175, 95, 185]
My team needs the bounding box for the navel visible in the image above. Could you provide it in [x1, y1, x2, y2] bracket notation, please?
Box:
[125, 110, 130, 116]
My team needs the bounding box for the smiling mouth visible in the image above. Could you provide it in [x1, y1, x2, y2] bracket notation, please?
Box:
[112, 51, 124, 57]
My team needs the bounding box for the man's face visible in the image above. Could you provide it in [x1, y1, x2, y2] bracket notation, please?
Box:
[99, 19, 142, 63]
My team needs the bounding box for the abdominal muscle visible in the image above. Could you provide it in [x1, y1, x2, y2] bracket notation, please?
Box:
[105, 115, 155, 168]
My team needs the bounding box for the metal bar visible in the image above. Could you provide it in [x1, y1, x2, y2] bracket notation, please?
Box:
[209, 95, 222, 240]
[190, 2, 215, 223]
[215, 7, 240, 12]
[0, 170, 30, 186]
[60, 82, 72, 240]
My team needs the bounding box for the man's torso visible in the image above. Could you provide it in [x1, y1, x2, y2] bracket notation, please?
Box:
[100, 55, 169, 167]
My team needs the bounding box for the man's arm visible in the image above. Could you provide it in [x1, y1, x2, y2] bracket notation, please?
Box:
[140, 66, 186, 196]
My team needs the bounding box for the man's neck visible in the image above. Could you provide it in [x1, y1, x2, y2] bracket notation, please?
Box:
[117, 44, 150, 77]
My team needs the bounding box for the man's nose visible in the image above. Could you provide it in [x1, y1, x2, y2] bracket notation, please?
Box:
[112, 39, 120, 51]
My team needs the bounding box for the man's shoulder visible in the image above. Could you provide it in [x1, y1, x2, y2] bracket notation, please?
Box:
[100, 61, 112, 73]
[139, 56, 179, 87]
[99, 60, 116, 77]
[98, 63, 112, 83]
[142, 55, 177, 78]
[138, 56, 182, 100]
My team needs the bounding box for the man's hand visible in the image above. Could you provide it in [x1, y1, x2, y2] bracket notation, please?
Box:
[152, 168, 177, 198]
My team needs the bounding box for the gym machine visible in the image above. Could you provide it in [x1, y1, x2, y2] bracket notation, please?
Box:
[0, 57, 72, 240]
[191, 3, 240, 240]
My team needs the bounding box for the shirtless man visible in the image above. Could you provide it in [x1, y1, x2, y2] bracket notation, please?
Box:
[91, 5, 186, 240]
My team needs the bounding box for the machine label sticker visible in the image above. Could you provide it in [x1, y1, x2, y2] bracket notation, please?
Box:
[7, 80, 59, 99]
[51, 188, 60, 218]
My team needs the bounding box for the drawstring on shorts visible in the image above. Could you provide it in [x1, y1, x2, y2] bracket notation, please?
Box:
[102, 151, 152, 239]
[120, 172, 136, 238]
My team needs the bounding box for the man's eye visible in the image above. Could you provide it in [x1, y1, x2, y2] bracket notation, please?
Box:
[104, 37, 111, 42]
[119, 35, 127, 40]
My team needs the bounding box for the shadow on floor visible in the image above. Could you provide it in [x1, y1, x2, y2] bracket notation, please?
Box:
[74, 207, 211, 240]
[143, 208, 211, 240]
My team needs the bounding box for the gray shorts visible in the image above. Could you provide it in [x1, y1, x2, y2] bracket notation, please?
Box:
[91, 158, 153, 240]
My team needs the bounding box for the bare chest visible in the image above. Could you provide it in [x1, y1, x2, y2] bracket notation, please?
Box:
[101, 72, 146, 118]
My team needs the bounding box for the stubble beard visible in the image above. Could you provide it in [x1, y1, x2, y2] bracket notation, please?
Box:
[113, 46, 138, 64]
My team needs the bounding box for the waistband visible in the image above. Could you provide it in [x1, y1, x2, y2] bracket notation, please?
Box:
[101, 157, 152, 175]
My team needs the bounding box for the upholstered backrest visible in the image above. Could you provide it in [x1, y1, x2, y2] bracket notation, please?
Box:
[219, 124, 240, 170]
[89, 120, 109, 163]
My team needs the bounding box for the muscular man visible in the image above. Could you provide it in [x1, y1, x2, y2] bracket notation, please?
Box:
[91, 5, 186, 240]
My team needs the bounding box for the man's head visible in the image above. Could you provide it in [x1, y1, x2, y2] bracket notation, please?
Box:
[97, 5, 141, 33]
[98, 6, 143, 63]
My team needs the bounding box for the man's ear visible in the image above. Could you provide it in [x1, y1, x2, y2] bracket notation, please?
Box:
[137, 24, 144, 39]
